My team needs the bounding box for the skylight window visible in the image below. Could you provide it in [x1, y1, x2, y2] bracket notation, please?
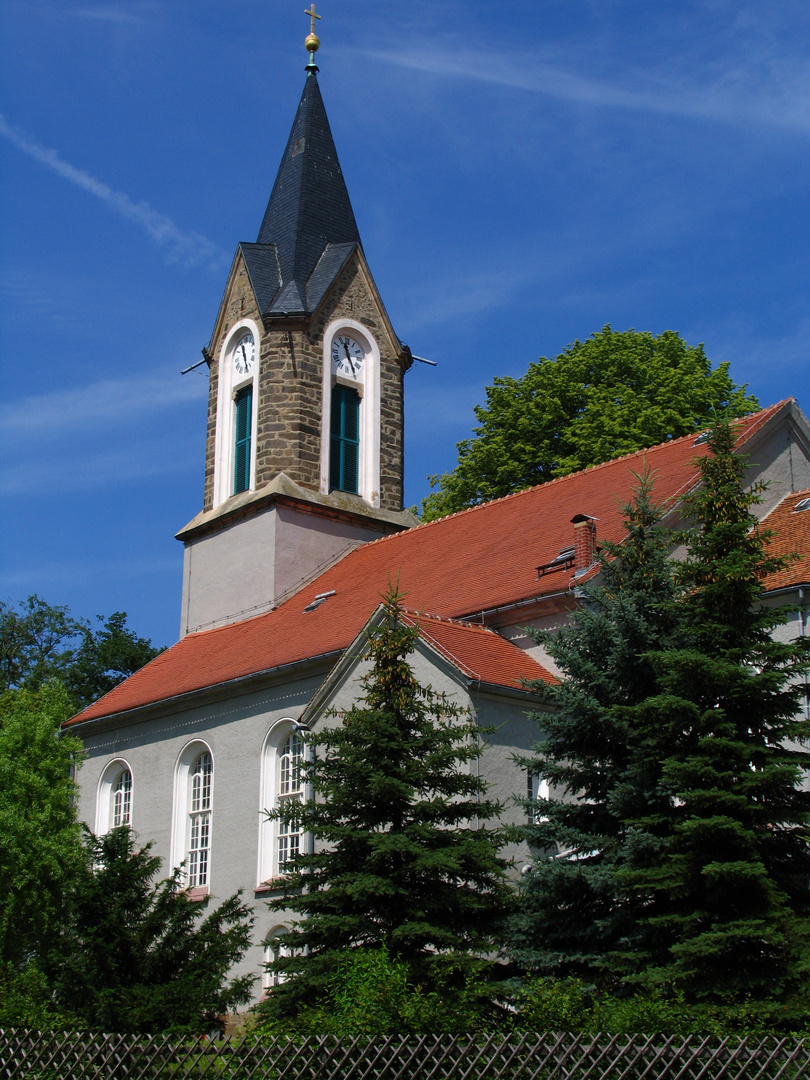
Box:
[793, 497, 810, 513]
[693, 431, 711, 446]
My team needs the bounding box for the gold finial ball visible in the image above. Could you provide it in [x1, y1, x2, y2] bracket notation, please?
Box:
[305, 32, 320, 54]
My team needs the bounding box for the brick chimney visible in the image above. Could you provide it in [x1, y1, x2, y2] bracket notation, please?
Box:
[571, 514, 598, 576]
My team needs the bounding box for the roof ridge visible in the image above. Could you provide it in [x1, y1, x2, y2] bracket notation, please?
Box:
[402, 608, 495, 633]
[396, 401, 785, 535]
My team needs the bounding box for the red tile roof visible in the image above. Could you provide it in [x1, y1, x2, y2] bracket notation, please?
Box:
[68, 402, 791, 726]
[402, 610, 556, 688]
[761, 488, 810, 591]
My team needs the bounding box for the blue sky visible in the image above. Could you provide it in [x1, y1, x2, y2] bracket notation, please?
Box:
[2, 0, 809, 649]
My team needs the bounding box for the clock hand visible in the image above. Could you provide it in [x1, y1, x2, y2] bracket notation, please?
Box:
[343, 341, 356, 375]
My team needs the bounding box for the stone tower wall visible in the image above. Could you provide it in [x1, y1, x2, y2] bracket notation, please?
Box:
[203, 254, 405, 514]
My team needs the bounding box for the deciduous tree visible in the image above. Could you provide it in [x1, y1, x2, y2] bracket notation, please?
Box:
[422, 327, 758, 520]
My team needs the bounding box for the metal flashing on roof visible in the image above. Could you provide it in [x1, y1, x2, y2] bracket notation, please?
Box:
[537, 547, 575, 578]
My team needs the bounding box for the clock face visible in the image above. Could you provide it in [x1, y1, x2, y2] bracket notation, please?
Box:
[232, 332, 255, 376]
[331, 334, 364, 378]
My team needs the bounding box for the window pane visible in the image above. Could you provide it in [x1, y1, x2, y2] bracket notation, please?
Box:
[113, 769, 132, 828]
[234, 386, 252, 494]
[188, 752, 213, 888]
[330, 385, 359, 493]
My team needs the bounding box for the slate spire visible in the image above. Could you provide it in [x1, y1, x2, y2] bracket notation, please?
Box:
[250, 70, 361, 316]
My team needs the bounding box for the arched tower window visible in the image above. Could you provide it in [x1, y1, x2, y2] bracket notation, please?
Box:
[213, 320, 260, 509]
[330, 384, 360, 493]
[320, 320, 381, 507]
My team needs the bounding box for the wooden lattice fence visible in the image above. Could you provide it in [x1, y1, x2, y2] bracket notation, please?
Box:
[1, 1030, 808, 1080]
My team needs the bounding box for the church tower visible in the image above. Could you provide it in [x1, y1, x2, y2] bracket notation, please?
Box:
[177, 20, 416, 637]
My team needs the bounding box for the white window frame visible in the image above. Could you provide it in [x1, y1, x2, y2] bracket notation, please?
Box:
[527, 769, 550, 824]
[262, 925, 291, 993]
[257, 720, 307, 886]
[320, 319, 381, 508]
[95, 758, 134, 835]
[213, 318, 260, 509]
[171, 740, 215, 894]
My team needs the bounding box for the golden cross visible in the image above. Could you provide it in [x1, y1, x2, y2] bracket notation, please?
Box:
[305, 4, 321, 35]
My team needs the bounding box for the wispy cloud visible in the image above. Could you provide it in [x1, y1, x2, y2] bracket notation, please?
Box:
[0, 112, 228, 269]
[360, 41, 810, 136]
[0, 443, 196, 498]
[73, 3, 158, 25]
[0, 372, 208, 443]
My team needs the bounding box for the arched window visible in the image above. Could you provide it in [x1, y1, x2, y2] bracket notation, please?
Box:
[320, 320, 381, 507]
[262, 926, 290, 993]
[213, 320, 259, 509]
[258, 723, 306, 885]
[171, 742, 215, 894]
[188, 751, 213, 889]
[95, 759, 134, 835]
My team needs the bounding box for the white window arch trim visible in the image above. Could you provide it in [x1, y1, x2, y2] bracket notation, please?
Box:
[319, 319, 381, 508]
[95, 758, 134, 835]
[257, 719, 307, 887]
[170, 740, 215, 895]
[262, 924, 291, 993]
[213, 318, 261, 509]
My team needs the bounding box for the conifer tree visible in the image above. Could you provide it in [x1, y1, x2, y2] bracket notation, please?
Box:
[616, 423, 810, 1008]
[506, 472, 681, 978]
[513, 424, 810, 1014]
[258, 588, 512, 1022]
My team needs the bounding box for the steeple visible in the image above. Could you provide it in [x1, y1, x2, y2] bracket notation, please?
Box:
[180, 19, 416, 638]
[240, 70, 361, 318]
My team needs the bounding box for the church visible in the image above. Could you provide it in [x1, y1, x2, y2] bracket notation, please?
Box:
[65, 24, 810, 1000]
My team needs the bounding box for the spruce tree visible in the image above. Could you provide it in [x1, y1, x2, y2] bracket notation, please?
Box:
[616, 423, 810, 1009]
[506, 472, 681, 979]
[513, 424, 810, 1015]
[258, 587, 512, 1022]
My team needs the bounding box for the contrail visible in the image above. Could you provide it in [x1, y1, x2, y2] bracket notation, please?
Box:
[0, 112, 228, 269]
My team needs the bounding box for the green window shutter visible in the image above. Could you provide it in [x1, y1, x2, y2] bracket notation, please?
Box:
[234, 385, 252, 494]
[330, 385, 360, 493]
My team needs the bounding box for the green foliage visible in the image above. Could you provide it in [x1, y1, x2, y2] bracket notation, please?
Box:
[511, 424, 810, 1015]
[0, 683, 84, 969]
[51, 827, 255, 1034]
[506, 472, 680, 977]
[422, 327, 758, 520]
[0, 962, 81, 1031]
[0, 595, 162, 710]
[0, 596, 81, 693]
[257, 586, 512, 1024]
[64, 611, 162, 710]
[514, 977, 810, 1036]
[256, 946, 498, 1036]
[615, 422, 810, 1006]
